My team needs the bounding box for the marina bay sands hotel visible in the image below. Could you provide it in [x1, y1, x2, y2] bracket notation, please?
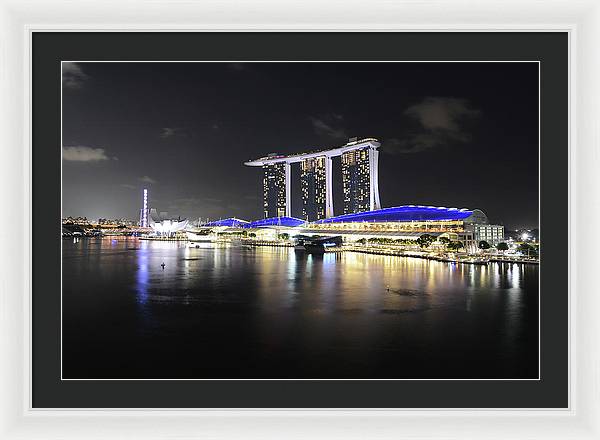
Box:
[245, 137, 381, 221]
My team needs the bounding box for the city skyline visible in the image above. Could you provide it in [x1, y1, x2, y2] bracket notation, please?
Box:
[62, 62, 539, 229]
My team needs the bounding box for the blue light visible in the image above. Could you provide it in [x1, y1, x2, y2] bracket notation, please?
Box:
[244, 216, 305, 228]
[208, 206, 474, 228]
[314, 205, 474, 224]
[203, 218, 249, 227]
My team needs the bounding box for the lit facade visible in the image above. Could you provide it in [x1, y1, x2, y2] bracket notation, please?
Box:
[263, 163, 289, 218]
[341, 148, 371, 214]
[340, 145, 381, 214]
[150, 218, 189, 237]
[300, 157, 327, 221]
[305, 206, 501, 252]
[467, 224, 505, 245]
[198, 205, 504, 254]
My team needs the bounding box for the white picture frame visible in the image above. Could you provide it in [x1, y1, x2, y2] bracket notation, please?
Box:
[0, 0, 597, 438]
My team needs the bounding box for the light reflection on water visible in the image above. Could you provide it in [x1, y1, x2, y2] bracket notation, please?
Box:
[136, 245, 149, 305]
[62, 237, 538, 379]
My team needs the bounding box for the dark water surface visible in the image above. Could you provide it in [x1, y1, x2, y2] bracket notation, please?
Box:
[62, 237, 539, 379]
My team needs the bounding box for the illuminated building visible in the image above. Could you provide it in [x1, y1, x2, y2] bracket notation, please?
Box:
[239, 139, 504, 253]
[305, 205, 502, 252]
[139, 188, 149, 227]
[200, 216, 304, 229]
[262, 162, 290, 218]
[468, 224, 505, 245]
[300, 157, 328, 221]
[341, 146, 380, 214]
[204, 205, 504, 253]
[150, 218, 189, 237]
[245, 138, 380, 219]
[62, 216, 90, 225]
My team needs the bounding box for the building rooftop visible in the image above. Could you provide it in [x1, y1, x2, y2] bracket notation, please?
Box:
[244, 216, 305, 228]
[202, 218, 250, 227]
[314, 205, 477, 224]
[199, 206, 488, 230]
[244, 138, 380, 166]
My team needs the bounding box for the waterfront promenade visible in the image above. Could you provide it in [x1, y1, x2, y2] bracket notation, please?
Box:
[236, 239, 539, 265]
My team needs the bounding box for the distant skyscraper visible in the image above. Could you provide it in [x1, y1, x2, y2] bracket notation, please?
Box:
[263, 163, 290, 218]
[139, 188, 149, 227]
[300, 157, 327, 221]
[342, 146, 381, 214]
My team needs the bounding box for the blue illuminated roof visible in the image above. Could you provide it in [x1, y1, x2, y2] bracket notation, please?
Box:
[314, 205, 474, 224]
[203, 218, 249, 227]
[245, 216, 305, 228]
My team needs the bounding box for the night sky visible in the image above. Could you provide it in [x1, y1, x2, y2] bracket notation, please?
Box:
[62, 62, 539, 229]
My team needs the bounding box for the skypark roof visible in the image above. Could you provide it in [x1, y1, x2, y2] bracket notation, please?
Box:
[314, 205, 475, 224]
[244, 138, 380, 166]
[244, 216, 305, 228]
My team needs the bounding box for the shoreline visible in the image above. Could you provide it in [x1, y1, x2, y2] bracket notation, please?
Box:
[66, 235, 540, 266]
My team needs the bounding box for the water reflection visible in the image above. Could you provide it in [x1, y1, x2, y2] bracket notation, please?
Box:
[62, 238, 539, 379]
[136, 246, 149, 305]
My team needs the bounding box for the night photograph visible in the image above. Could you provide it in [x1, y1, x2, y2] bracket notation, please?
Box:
[61, 61, 539, 379]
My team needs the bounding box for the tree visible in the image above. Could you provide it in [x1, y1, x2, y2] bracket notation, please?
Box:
[517, 242, 538, 257]
[447, 241, 464, 253]
[356, 238, 367, 245]
[439, 237, 451, 245]
[478, 240, 491, 250]
[278, 233, 289, 240]
[417, 234, 435, 249]
[249, 232, 256, 238]
[496, 242, 509, 254]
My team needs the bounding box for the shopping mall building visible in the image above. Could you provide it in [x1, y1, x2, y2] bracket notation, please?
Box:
[202, 205, 505, 252]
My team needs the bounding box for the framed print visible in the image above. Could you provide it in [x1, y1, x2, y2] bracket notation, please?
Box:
[1, 0, 599, 438]
[33, 32, 562, 408]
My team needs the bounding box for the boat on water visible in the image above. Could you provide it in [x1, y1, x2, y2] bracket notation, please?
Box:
[296, 235, 343, 254]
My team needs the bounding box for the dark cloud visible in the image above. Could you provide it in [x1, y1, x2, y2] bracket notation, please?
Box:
[310, 114, 347, 139]
[406, 97, 480, 131]
[383, 97, 480, 154]
[160, 127, 189, 138]
[139, 175, 157, 184]
[63, 146, 111, 162]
